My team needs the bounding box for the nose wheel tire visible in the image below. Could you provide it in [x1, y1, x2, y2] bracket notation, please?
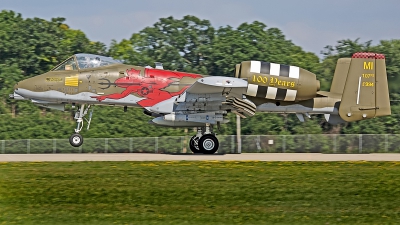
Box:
[189, 135, 202, 154]
[198, 134, 219, 154]
[69, 133, 83, 147]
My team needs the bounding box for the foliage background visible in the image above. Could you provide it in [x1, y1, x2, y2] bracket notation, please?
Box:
[1, 10, 399, 140]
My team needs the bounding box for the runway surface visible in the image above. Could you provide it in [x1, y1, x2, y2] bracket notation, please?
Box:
[1, 153, 400, 162]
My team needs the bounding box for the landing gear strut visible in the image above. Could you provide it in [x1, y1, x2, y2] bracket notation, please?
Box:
[189, 124, 219, 154]
[69, 104, 93, 147]
[189, 128, 203, 154]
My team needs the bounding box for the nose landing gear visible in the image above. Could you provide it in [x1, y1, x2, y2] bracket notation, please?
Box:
[69, 104, 93, 147]
[69, 133, 83, 147]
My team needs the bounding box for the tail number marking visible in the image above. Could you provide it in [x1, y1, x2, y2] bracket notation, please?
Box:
[362, 82, 374, 87]
[362, 73, 375, 78]
[363, 62, 374, 70]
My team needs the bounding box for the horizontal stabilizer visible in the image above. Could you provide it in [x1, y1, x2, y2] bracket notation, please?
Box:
[325, 114, 345, 125]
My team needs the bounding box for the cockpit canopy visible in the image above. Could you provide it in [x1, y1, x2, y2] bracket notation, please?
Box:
[52, 53, 121, 71]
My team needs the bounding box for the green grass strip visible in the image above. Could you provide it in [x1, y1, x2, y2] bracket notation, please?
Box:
[1, 161, 400, 224]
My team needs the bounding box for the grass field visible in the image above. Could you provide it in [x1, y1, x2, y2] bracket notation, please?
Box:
[1, 161, 400, 225]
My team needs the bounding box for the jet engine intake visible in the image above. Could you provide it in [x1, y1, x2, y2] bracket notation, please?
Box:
[235, 61, 320, 101]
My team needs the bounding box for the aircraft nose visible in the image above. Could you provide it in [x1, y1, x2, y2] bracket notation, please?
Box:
[9, 82, 25, 100]
[9, 83, 20, 99]
[14, 78, 31, 92]
[11, 76, 45, 100]
[13, 80, 24, 94]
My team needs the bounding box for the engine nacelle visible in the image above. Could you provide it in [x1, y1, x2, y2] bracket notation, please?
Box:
[235, 61, 320, 101]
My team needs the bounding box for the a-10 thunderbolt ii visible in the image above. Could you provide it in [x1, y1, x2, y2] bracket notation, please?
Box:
[10, 52, 391, 154]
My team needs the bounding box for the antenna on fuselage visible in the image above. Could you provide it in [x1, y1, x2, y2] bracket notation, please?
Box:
[155, 62, 164, 70]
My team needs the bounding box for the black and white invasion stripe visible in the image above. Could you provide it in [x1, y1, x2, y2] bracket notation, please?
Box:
[246, 61, 299, 101]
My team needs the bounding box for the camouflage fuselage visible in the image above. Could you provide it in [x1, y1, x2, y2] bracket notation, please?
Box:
[14, 64, 204, 108]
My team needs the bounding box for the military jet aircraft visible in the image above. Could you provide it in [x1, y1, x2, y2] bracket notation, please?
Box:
[10, 52, 391, 154]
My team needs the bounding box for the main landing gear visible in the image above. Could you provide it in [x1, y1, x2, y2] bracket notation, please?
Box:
[189, 124, 219, 154]
[69, 104, 93, 147]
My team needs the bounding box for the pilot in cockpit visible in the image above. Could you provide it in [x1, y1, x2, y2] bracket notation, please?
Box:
[90, 57, 101, 67]
[64, 60, 76, 70]
[81, 56, 101, 68]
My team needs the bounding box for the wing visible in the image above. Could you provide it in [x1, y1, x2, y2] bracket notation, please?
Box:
[171, 76, 256, 123]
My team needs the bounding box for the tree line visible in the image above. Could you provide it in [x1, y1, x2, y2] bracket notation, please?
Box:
[1, 10, 400, 140]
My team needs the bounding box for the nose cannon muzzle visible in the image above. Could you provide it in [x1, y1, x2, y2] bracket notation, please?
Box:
[9, 92, 25, 100]
[9, 83, 26, 100]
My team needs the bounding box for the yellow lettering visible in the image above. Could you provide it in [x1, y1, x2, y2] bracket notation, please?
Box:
[254, 75, 268, 84]
[46, 77, 62, 82]
[363, 62, 374, 70]
[253, 75, 298, 88]
[362, 73, 375, 78]
[269, 78, 275, 86]
[362, 82, 374, 87]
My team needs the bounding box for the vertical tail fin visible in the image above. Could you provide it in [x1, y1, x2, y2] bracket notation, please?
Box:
[338, 52, 390, 122]
[330, 58, 351, 95]
[374, 56, 391, 117]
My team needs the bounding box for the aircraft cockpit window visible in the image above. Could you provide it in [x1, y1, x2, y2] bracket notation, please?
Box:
[53, 57, 78, 71]
[75, 54, 120, 69]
